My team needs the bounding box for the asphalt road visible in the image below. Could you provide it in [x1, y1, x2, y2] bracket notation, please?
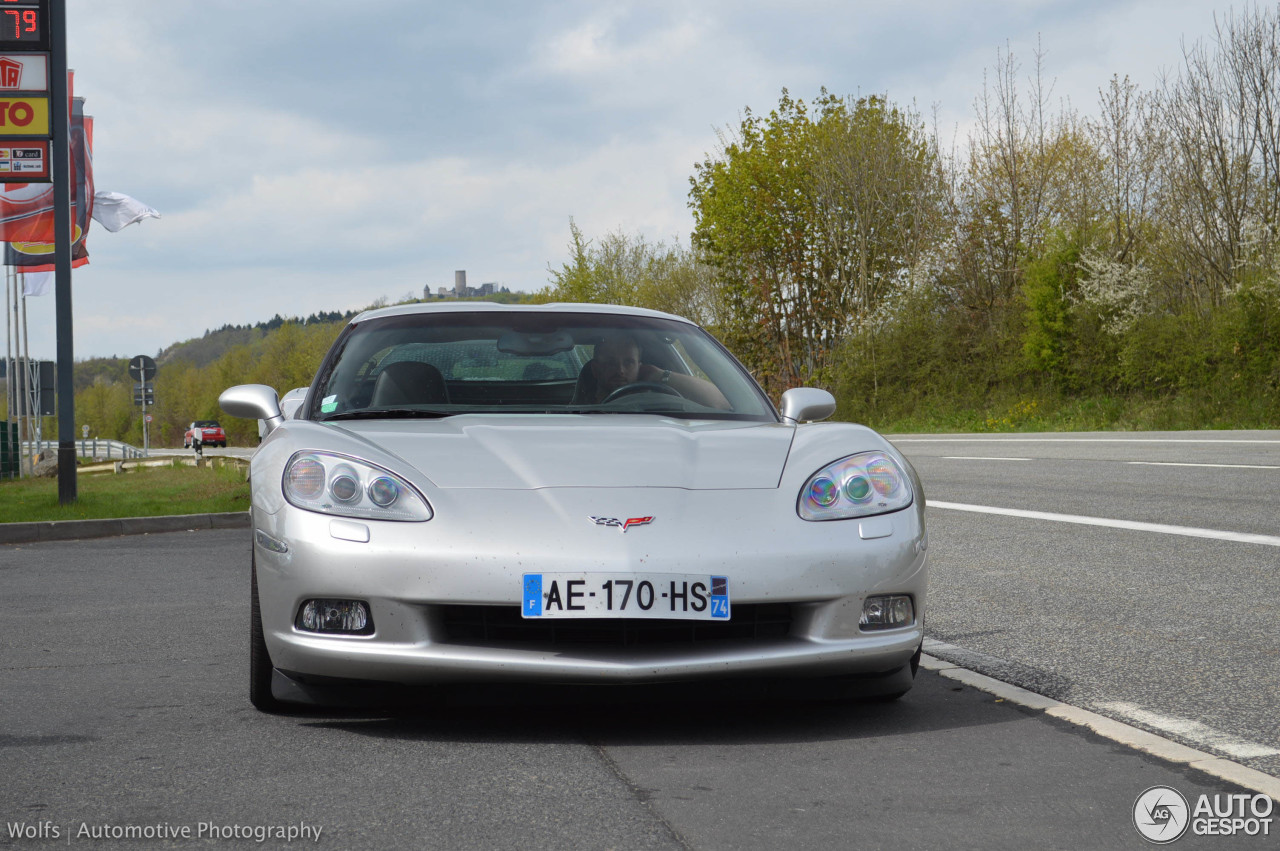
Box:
[892, 430, 1280, 781]
[2, 430, 1278, 849]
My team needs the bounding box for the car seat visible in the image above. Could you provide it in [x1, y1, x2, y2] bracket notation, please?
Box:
[370, 361, 450, 407]
[570, 361, 599, 404]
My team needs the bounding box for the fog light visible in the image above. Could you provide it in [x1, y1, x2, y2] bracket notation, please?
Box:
[859, 595, 914, 630]
[297, 599, 373, 634]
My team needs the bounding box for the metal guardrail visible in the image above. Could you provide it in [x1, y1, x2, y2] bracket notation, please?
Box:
[22, 438, 146, 460]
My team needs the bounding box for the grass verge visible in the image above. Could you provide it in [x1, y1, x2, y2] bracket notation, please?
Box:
[0, 462, 250, 524]
[866, 392, 1280, 434]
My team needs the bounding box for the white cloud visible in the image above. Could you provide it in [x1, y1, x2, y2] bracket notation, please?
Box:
[11, 0, 1237, 362]
[535, 8, 706, 77]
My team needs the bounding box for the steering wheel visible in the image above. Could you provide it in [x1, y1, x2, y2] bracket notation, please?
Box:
[602, 381, 684, 403]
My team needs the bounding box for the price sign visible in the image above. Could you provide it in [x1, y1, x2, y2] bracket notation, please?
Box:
[0, 0, 47, 50]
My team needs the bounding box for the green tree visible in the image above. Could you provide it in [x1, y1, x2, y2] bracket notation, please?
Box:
[1022, 236, 1080, 382]
[689, 91, 821, 392]
[690, 90, 944, 395]
[541, 221, 724, 328]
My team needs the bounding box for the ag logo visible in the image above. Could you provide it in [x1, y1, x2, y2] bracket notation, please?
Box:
[1133, 786, 1190, 844]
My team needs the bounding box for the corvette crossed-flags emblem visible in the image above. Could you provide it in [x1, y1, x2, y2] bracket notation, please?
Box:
[588, 516, 655, 532]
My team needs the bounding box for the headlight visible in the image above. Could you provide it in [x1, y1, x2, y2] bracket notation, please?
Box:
[798, 452, 912, 521]
[283, 451, 432, 522]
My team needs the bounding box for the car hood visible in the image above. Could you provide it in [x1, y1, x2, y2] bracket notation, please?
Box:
[326, 416, 796, 490]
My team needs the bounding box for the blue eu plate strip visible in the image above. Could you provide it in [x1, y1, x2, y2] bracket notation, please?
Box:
[523, 574, 542, 617]
[710, 575, 729, 618]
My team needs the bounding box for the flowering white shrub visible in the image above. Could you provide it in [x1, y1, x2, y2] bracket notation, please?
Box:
[1076, 251, 1153, 334]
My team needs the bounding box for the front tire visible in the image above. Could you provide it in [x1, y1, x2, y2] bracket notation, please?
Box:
[868, 641, 922, 702]
[250, 555, 284, 713]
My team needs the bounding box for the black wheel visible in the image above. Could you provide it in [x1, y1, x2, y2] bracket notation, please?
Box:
[250, 554, 284, 712]
[602, 381, 683, 403]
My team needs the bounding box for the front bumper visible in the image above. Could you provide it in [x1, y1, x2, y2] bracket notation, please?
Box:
[253, 487, 928, 689]
[271, 614, 924, 685]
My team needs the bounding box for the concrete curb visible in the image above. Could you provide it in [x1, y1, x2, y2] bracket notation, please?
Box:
[922, 642, 1280, 803]
[0, 511, 250, 545]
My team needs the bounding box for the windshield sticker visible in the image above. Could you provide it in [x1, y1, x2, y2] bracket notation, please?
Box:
[320, 395, 338, 413]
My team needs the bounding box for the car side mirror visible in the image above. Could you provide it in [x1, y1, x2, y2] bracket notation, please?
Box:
[779, 387, 836, 423]
[220, 384, 285, 436]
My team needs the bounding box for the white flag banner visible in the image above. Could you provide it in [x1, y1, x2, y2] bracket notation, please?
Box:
[22, 271, 52, 297]
[91, 191, 161, 232]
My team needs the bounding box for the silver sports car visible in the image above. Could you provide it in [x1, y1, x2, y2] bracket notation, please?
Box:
[219, 302, 927, 711]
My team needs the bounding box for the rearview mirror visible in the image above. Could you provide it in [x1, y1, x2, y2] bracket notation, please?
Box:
[496, 330, 575, 356]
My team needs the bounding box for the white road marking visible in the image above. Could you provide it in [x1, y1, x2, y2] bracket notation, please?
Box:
[1094, 701, 1280, 759]
[928, 501, 1280, 547]
[940, 456, 1032, 462]
[1127, 461, 1280, 470]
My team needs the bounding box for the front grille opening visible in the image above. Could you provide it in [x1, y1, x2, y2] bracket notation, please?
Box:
[439, 603, 793, 648]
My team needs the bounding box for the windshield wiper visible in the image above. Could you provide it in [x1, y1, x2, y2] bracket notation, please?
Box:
[322, 408, 454, 421]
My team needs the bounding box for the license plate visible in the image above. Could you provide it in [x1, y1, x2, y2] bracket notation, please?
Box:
[522, 573, 730, 620]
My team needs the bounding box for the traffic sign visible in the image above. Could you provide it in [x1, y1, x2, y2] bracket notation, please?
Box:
[128, 354, 156, 382]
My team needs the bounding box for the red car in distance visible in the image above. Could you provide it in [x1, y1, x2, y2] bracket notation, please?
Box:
[184, 420, 227, 448]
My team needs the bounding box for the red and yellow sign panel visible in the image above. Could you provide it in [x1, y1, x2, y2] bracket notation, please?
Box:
[0, 95, 46, 134]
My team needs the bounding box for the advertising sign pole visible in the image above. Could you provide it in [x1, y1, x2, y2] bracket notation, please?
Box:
[3, 266, 14, 476]
[21, 276, 33, 448]
[49, 0, 74, 502]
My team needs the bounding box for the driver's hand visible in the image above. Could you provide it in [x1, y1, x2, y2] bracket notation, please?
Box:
[637, 364, 662, 382]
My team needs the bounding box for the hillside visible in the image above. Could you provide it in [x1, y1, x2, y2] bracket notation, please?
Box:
[19, 294, 539, 446]
[157, 310, 355, 369]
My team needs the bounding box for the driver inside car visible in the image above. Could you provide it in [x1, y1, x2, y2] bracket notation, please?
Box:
[587, 333, 731, 409]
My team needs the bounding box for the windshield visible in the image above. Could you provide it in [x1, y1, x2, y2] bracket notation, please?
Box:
[307, 311, 777, 422]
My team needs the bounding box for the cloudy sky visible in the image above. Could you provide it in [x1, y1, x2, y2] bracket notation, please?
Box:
[10, 0, 1234, 360]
